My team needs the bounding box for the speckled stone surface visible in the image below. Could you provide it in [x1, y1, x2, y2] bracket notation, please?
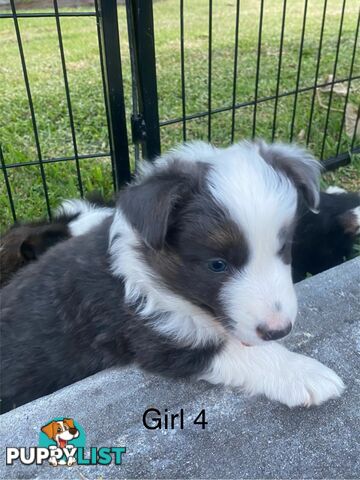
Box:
[1, 258, 359, 479]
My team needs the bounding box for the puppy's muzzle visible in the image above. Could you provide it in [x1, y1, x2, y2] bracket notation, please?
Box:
[256, 322, 292, 341]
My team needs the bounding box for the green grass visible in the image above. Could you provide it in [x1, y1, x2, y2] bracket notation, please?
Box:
[0, 0, 359, 230]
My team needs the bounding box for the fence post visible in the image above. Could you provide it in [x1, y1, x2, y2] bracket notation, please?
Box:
[96, 0, 131, 188]
[126, 0, 161, 160]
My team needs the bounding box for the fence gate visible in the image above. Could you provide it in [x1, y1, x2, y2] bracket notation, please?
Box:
[0, 0, 359, 226]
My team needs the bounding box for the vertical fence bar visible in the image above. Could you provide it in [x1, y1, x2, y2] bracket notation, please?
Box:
[272, 0, 287, 142]
[207, 0, 213, 142]
[127, 0, 161, 160]
[94, 0, 117, 190]
[351, 106, 360, 151]
[10, 0, 51, 218]
[53, 0, 83, 197]
[336, 10, 359, 157]
[320, 0, 346, 160]
[306, 0, 328, 146]
[252, 0, 264, 139]
[231, 0, 241, 144]
[289, 0, 308, 142]
[125, 0, 141, 167]
[96, 0, 131, 187]
[0, 146, 17, 223]
[180, 0, 187, 142]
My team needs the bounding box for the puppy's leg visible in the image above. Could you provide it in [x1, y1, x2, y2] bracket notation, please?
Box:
[47, 446, 59, 467]
[67, 456, 76, 466]
[48, 456, 58, 467]
[200, 338, 344, 407]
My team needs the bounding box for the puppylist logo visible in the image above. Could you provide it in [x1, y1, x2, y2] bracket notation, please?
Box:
[6, 417, 126, 467]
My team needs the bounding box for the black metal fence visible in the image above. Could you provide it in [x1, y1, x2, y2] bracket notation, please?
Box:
[0, 0, 359, 227]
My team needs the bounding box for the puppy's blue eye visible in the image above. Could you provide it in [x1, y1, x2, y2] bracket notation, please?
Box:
[207, 259, 228, 273]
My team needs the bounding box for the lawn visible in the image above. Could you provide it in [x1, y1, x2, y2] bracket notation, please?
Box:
[0, 0, 359, 230]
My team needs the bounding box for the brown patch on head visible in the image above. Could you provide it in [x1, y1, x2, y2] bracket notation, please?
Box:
[171, 191, 249, 268]
[208, 224, 242, 249]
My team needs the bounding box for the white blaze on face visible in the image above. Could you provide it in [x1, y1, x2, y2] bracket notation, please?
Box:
[55, 421, 74, 442]
[207, 143, 298, 345]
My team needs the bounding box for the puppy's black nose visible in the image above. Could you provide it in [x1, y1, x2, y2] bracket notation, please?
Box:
[256, 323, 292, 341]
[69, 428, 77, 435]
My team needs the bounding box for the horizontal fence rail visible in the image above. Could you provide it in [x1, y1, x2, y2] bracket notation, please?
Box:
[0, 0, 359, 228]
[0, 0, 129, 224]
[151, 0, 359, 171]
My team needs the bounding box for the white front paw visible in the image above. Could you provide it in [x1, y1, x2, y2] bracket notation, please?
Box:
[271, 356, 345, 408]
[49, 457, 58, 467]
[67, 456, 76, 466]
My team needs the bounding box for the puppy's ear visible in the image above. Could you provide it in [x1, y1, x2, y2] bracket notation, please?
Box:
[20, 225, 70, 260]
[257, 141, 322, 212]
[119, 161, 205, 250]
[41, 422, 55, 439]
[20, 238, 37, 260]
[63, 418, 75, 429]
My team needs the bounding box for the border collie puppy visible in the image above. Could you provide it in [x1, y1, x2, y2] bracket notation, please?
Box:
[293, 187, 360, 282]
[0, 141, 344, 413]
[0, 197, 114, 287]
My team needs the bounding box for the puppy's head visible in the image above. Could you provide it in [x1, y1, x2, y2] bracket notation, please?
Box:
[41, 419, 79, 446]
[118, 141, 320, 346]
[0, 222, 70, 287]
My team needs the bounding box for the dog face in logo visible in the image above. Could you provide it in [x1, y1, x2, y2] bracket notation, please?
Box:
[41, 418, 80, 467]
[41, 418, 79, 466]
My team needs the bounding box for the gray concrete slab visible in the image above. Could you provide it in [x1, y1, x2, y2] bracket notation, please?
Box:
[0, 258, 359, 479]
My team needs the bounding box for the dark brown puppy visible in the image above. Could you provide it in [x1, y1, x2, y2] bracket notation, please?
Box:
[0, 220, 71, 287]
[0, 192, 115, 287]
